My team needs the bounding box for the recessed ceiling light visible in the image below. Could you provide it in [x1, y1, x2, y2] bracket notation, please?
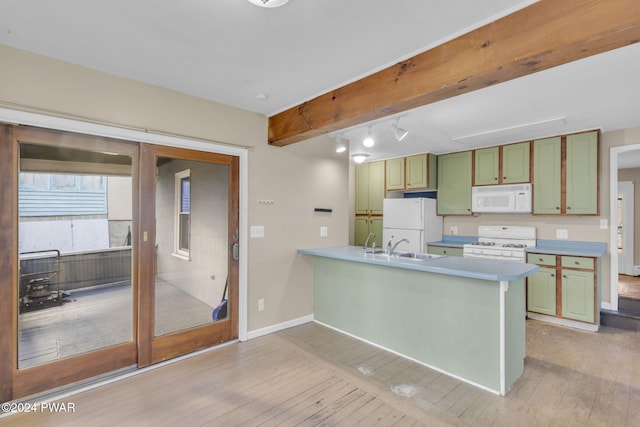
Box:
[247, 0, 290, 8]
[255, 93, 269, 101]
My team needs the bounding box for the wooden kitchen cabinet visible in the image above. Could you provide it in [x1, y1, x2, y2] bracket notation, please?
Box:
[385, 157, 405, 190]
[533, 136, 562, 214]
[527, 267, 557, 316]
[437, 151, 472, 215]
[427, 245, 463, 257]
[527, 253, 597, 327]
[533, 130, 599, 215]
[355, 161, 385, 215]
[561, 268, 595, 323]
[565, 131, 599, 215]
[354, 217, 383, 248]
[386, 153, 437, 191]
[474, 142, 530, 186]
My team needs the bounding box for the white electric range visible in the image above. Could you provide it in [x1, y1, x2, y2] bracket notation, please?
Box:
[462, 225, 536, 263]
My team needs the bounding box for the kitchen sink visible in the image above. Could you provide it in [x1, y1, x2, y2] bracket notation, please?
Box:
[373, 252, 444, 262]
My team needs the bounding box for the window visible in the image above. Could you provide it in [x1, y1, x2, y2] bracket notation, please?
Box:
[174, 169, 190, 258]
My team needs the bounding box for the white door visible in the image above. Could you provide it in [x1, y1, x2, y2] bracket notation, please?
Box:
[618, 181, 635, 275]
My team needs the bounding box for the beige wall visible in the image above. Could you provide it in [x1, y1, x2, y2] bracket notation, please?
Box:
[0, 44, 349, 334]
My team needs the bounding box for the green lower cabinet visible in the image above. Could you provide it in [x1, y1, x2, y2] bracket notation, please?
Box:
[527, 267, 556, 316]
[561, 269, 595, 323]
[354, 216, 383, 248]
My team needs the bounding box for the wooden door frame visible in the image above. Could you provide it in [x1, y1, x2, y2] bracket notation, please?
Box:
[0, 124, 140, 401]
[0, 118, 246, 402]
[138, 144, 240, 366]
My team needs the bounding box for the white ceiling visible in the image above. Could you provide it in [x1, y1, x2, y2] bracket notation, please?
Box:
[1, 0, 640, 165]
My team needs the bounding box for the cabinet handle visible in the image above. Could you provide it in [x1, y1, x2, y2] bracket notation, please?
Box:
[551, 274, 555, 277]
[567, 206, 572, 210]
[563, 275, 567, 278]
[494, 177, 498, 181]
[538, 258, 544, 262]
[503, 176, 506, 180]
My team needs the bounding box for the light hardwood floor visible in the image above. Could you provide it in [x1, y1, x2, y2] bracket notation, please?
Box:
[2, 320, 639, 426]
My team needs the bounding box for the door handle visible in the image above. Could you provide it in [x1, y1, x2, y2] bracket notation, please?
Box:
[232, 242, 240, 261]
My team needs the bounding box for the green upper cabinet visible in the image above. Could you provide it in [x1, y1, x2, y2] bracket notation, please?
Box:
[437, 151, 472, 215]
[355, 161, 385, 215]
[533, 136, 562, 214]
[566, 131, 599, 215]
[475, 142, 529, 186]
[386, 157, 405, 190]
[533, 131, 599, 215]
[474, 147, 499, 185]
[502, 142, 530, 184]
[386, 153, 437, 191]
[406, 154, 432, 189]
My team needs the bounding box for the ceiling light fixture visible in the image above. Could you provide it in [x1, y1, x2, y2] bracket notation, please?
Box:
[335, 137, 347, 153]
[389, 119, 408, 142]
[362, 126, 374, 148]
[247, 0, 290, 7]
[351, 153, 369, 163]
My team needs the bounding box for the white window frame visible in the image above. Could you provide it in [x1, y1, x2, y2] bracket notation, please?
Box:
[173, 169, 191, 260]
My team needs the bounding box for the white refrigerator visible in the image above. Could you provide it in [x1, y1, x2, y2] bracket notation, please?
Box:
[382, 198, 443, 254]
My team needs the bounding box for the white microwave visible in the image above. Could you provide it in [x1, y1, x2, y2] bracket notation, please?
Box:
[472, 183, 532, 213]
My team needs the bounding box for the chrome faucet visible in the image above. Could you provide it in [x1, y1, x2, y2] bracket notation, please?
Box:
[386, 235, 395, 254]
[363, 232, 375, 254]
[389, 238, 410, 256]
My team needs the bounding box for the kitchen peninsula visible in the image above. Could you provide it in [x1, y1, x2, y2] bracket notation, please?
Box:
[298, 246, 539, 395]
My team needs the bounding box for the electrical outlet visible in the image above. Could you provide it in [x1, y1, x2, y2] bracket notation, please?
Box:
[600, 219, 608, 230]
[556, 229, 568, 239]
[320, 226, 328, 237]
[258, 298, 265, 312]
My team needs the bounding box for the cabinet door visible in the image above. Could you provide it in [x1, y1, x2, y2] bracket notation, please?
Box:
[474, 147, 499, 185]
[354, 163, 370, 215]
[437, 151, 472, 215]
[566, 131, 598, 215]
[533, 137, 562, 214]
[561, 269, 595, 323]
[502, 142, 530, 184]
[527, 267, 557, 316]
[354, 217, 370, 247]
[369, 217, 384, 248]
[386, 157, 405, 191]
[406, 154, 428, 189]
[368, 161, 385, 215]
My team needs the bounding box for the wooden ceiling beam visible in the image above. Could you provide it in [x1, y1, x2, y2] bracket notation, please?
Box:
[268, 0, 640, 146]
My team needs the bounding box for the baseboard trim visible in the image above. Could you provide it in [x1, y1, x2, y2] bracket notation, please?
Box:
[245, 314, 314, 340]
[527, 312, 599, 332]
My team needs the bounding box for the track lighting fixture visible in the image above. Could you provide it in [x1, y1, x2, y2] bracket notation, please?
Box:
[335, 137, 347, 153]
[362, 126, 374, 148]
[389, 119, 408, 142]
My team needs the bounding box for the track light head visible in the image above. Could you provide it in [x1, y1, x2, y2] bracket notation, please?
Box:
[363, 126, 374, 148]
[390, 120, 408, 142]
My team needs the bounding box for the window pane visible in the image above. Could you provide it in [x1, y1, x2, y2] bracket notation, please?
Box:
[180, 177, 190, 213]
[51, 174, 77, 190]
[179, 214, 190, 251]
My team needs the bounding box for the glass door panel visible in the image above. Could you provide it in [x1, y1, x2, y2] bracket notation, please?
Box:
[17, 142, 135, 368]
[154, 156, 229, 336]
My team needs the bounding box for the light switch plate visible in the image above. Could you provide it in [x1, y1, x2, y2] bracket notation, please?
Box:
[320, 226, 328, 237]
[556, 229, 568, 239]
[600, 219, 608, 229]
[250, 225, 265, 238]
